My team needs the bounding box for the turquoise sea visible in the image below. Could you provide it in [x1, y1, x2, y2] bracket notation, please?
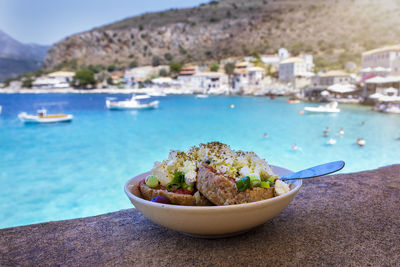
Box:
[1, 94, 399, 228]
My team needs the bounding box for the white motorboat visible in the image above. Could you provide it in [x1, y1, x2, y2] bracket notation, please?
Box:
[304, 101, 340, 113]
[195, 94, 209, 98]
[106, 95, 159, 110]
[18, 109, 73, 123]
[326, 138, 337, 145]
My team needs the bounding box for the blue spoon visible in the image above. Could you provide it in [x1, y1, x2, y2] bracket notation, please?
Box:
[280, 160, 345, 180]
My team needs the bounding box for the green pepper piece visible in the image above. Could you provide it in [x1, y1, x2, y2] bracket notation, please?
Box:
[260, 181, 270, 188]
[267, 177, 275, 183]
[249, 175, 261, 188]
[236, 176, 250, 191]
[166, 171, 185, 191]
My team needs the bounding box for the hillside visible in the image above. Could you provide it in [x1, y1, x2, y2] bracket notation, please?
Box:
[44, 0, 400, 71]
[0, 30, 49, 81]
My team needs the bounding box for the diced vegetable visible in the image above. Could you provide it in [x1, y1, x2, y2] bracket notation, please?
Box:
[249, 175, 261, 188]
[267, 177, 275, 183]
[145, 175, 159, 188]
[151, 196, 171, 204]
[236, 176, 250, 191]
[166, 171, 186, 191]
[260, 181, 270, 188]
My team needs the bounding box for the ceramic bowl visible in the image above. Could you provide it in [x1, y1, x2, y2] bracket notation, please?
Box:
[124, 166, 302, 238]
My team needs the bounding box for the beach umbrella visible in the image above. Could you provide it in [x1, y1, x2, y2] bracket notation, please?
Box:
[320, 90, 330, 96]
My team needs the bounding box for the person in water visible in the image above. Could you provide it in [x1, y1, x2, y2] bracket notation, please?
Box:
[263, 133, 268, 138]
[357, 138, 366, 147]
[323, 130, 328, 137]
[338, 128, 344, 137]
[292, 144, 302, 151]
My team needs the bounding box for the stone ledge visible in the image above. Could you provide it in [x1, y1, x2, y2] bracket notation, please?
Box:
[1, 165, 399, 266]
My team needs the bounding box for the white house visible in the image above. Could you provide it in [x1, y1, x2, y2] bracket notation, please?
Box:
[191, 72, 229, 94]
[32, 71, 74, 89]
[279, 57, 307, 82]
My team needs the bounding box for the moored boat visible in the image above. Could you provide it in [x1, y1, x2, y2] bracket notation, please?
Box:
[195, 94, 209, 98]
[106, 95, 159, 110]
[304, 101, 340, 113]
[18, 109, 73, 123]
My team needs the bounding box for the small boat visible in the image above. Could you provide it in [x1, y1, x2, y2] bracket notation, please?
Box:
[383, 106, 400, 114]
[195, 94, 209, 98]
[326, 138, 337, 145]
[106, 95, 159, 110]
[0, 105, 2, 115]
[18, 109, 73, 123]
[304, 102, 340, 113]
[287, 99, 300, 104]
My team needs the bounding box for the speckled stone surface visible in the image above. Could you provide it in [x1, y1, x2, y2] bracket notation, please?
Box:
[1, 165, 399, 266]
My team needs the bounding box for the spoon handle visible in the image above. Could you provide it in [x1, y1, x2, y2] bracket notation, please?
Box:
[280, 161, 345, 180]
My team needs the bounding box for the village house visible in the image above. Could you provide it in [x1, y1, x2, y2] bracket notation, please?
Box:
[124, 65, 169, 87]
[110, 71, 125, 85]
[177, 66, 199, 85]
[231, 62, 266, 95]
[32, 71, 74, 89]
[311, 70, 352, 87]
[191, 72, 229, 94]
[361, 44, 400, 77]
[278, 57, 307, 82]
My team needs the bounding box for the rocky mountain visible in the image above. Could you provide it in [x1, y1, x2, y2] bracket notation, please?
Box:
[44, 0, 400, 71]
[0, 30, 49, 81]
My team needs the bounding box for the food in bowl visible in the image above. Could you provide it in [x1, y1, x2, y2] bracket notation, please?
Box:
[138, 142, 291, 206]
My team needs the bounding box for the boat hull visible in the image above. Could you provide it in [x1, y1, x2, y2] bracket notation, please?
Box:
[106, 100, 159, 110]
[304, 107, 340, 113]
[19, 113, 73, 123]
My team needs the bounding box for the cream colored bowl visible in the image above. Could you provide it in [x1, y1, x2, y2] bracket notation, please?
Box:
[124, 166, 302, 238]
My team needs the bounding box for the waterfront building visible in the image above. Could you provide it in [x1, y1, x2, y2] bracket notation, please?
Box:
[32, 71, 74, 89]
[231, 62, 266, 94]
[279, 57, 307, 82]
[110, 71, 125, 85]
[124, 65, 169, 87]
[191, 72, 229, 94]
[361, 44, 400, 77]
[364, 75, 400, 98]
[232, 62, 250, 94]
[311, 70, 351, 87]
[177, 65, 199, 84]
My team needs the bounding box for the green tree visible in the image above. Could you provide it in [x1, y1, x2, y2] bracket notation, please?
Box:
[73, 69, 96, 88]
[164, 53, 173, 61]
[210, 62, 219, 72]
[291, 42, 304, 56]
[224, 62, 235, 76]
[107, 64, 116, 72]
[159, 68, 168, 77]
[169, 61, 183, 75]
[88, 65, 101, 73]
[22, 78, 33, 88]
[152, 56, 161, 67]
[129, 61, 138, 69]
[106, 77, 113, 85]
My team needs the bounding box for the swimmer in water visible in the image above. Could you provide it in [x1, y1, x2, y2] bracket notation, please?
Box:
[338, 128, 344, 137]
[323, 130, 328, 137]
[357, 138, 366, 147]
[263, 133, 268, 138]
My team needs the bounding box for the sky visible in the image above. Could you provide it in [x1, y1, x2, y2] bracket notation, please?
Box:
[0, 0, 207, 45]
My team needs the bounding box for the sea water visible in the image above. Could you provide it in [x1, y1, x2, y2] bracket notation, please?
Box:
[0, 94, 399, 228]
